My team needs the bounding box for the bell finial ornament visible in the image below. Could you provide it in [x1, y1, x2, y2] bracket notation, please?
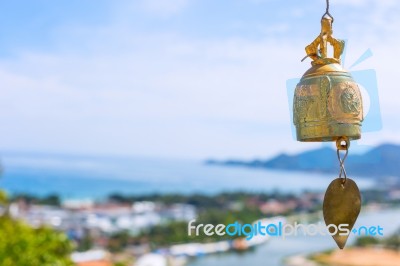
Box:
[304, 14, 344, 65]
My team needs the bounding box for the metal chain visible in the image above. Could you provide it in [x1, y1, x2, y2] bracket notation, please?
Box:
[336, 137, 349, 185]
[337, 149, 348, 184]
[326, 0, 330, 13]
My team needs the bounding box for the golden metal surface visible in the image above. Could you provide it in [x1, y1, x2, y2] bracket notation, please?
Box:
[336, 136, 350, 150]
[305, 15, 344, 66]
[323, 178, 361, 249]
[293, 15, 363, 142]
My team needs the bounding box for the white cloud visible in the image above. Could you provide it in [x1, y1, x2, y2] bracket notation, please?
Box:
[2, 27, 399, 159]
[1, 1, 400, 158]
[0, 31, 306, 158]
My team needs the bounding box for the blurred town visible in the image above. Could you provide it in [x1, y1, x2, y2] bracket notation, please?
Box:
[4, 178, 400, 266]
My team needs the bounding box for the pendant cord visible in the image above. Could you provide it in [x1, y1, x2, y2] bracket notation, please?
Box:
[322, 0, 334, 22]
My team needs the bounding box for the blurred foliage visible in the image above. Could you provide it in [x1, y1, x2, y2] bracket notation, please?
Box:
[145, 207, 264, 247]
[76, 232, 93, 252]
[353, 228, 400, 250]
[384, 228, 400, 251]
[106, 205, 265, 248]
[11, 193, 61, 206]
[0, 190, 8, 205]
[145, 222, 196, 247]
[107, 191, 298, 249]
[108, 191, 297, 209]
[114, 263, 128, 266]
[0, 191, 73, 266]
[354, 236, 380, 247]
[108, 231, 131, 252]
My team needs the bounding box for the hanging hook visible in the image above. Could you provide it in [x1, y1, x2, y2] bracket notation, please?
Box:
[322, 0, 334, 22]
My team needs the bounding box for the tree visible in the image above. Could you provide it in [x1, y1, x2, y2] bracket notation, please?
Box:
[354, 236, 380, 247]
[0, 191, 73, 266]
[385, 229, 400, 251]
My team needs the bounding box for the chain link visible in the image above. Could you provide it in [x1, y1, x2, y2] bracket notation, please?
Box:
[336, 137, 349, 185]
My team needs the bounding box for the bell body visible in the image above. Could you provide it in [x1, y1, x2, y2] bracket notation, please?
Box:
[293, 63, 363, 142]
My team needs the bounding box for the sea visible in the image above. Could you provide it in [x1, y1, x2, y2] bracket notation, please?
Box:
[0, 153, 375, 199]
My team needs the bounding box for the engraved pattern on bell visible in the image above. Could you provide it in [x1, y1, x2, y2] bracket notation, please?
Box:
[293, 63, 364, 142]
[340, 84, 362, 114]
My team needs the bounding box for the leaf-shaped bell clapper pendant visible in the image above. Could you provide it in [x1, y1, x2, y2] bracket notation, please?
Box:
[293, 3, 363, 249]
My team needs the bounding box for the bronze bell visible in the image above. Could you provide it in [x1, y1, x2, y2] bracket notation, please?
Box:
[293, 14, 363, 142]
[293, 2, 364, 250]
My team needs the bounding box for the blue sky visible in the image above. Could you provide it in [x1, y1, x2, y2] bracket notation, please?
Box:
[0, 0, 399, 159]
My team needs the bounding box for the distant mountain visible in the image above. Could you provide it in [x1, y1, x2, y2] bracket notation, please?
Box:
[206, 144, 400, 178]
